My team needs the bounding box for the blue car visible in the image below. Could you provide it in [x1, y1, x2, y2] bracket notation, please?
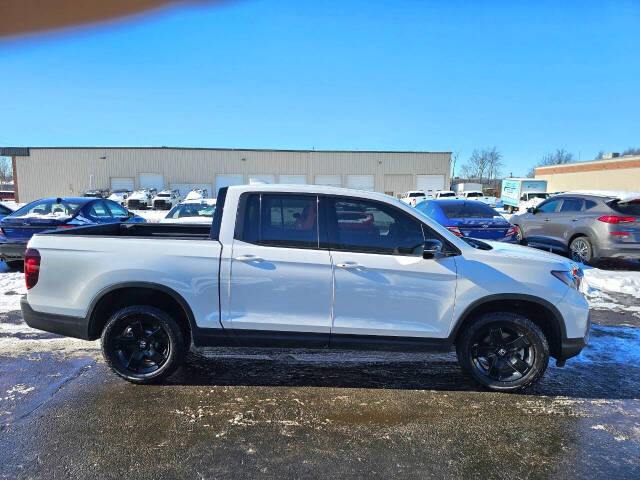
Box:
[415, 199, 517, 243]
[0, 197, 144, 266]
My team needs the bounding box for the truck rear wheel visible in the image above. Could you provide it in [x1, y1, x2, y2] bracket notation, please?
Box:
[456, 312, 549, 392]
[101, 305, 186, 384]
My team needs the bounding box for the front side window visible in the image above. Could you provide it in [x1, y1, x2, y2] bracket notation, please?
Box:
[168, 204, 215, 219]
[537, 199, 562, 213]
[106, 200, 129, 217]
[88, 201, 112, 218]
[327, 197, 425, 255]
[238, 194, 319, 248]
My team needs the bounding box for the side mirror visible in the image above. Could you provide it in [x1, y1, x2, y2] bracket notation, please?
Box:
[423, 239, 443, 259]
[527, 207, 537, 214]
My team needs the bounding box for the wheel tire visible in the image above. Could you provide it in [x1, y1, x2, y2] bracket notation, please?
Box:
[514, 225, 524, 244]
[570, 236, 593, 264]
[101, 305, 186, 384]
[456, 312, 549, 392]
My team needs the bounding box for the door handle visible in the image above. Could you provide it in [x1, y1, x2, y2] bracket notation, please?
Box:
[235, 255, 264, 263]
[544, 218, 551, 221]
[336, 262, 363, 270]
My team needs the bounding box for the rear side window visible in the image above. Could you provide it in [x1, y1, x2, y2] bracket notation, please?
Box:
[12, 199, 81, 218]
[610, 200, 640, 216]
[326, 197, 424, 255]
[440, 202, 497, 219]
[238, 193, 319, 248]
[559, 198, 583, 212]
[584, 200, 598, 210]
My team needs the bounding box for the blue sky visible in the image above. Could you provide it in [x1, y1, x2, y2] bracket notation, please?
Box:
[0, 0, 638, 176]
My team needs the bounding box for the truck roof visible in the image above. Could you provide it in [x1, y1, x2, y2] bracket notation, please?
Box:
[226, 184, 400, 203]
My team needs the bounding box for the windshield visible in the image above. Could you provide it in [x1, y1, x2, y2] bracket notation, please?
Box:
[167, 203, 215, 219]
[440, 202, 499, 219]
[409, 192, 425, 197]
[11, 199, 82, 218]
[157, 193, 170, 197]
[465, 192, 483, 198]
[439, 192, 456, 197]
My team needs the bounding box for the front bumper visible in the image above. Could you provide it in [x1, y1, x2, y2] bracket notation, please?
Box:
[21, 297, 91, 340]
[0, 241, 27, 262]
[558, 310, 591, 361]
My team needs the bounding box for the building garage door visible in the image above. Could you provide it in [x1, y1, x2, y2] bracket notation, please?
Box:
[346, 175, 374, 191]
[314, 175, 341, 187]
[139, 173, 164, 191]
[416, 175, 445, 197]
[215, 174, 244, 196]
[110, 177, 135, 191]
[278, 175, 307, 184]
[170, 183, 213, 198]
[248, 174, 276, 185]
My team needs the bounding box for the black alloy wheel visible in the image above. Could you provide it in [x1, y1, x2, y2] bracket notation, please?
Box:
[102, 305, 186, 384]
[456, 312, 549, 392]
[470, 326, 534, 382]
[113, 315, 170, 374]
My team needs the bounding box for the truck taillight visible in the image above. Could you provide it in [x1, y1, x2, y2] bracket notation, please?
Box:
[598, 215, 635, 224]
[446, 226, 463, 237]
[24, 248, 41, 290]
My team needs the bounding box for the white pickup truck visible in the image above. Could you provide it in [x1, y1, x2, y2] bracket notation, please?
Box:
[457, 190, 498, 207]
[21, 184, 590, 391]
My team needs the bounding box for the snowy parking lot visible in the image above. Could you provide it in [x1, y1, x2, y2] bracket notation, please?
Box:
[1, 205, 640, 478]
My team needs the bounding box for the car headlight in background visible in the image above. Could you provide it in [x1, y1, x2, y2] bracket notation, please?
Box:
[551, 265, 584, 292]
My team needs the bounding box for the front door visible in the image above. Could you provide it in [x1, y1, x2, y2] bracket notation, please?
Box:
[325, 196, 458, 340]
[224, 193, 332, 339]
[523, 197, 563, 247]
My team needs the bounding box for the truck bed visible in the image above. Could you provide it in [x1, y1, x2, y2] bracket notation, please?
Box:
[38, 222, 214, 239]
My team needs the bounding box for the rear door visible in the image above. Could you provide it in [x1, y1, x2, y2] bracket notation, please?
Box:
[326, 196, 457, 340]
[224, 193, 332, 340]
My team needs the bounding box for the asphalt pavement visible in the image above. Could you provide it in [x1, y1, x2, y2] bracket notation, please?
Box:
[1, 293, 639, 479]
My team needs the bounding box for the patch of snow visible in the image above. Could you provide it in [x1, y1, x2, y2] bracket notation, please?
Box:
[0, 265, 26, 312]
[583, 268, 640, 297]
[133, 209, 167, 223]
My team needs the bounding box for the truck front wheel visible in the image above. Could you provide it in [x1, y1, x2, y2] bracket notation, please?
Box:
[101, 305, 186, 384]
[456, 312, 549, 392]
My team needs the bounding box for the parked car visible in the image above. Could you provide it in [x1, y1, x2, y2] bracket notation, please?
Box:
[184, 188, 208, 201]
[83, 189, 110, 198]
[0, 190, 15, 201]
[125, 188, 157, 210]
[511, 192, 640, 264]
[21, 184, 589, 392]
[434, 190, 457, 199]
[160, 198, 216, 224]
[457, 190, 498, 207]
[0, 197, 144, 267]
[153, 189, 182, 210]
[108, 189, 132, 206]
[416, 199, 517, 242]
[400, 190, 427, 206]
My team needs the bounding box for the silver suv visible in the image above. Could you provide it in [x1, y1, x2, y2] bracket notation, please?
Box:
[511, 192, 640, 264]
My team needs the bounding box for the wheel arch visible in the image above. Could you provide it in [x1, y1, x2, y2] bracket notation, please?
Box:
[450, 294, 566, 359]
[86, 282, 197, 344]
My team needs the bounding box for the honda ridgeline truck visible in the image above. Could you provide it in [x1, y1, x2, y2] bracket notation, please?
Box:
[21, 185, 590, 392]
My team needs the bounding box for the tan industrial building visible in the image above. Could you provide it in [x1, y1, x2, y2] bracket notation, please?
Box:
[1, 147, 451, 203]
[535, 154, 640, 192]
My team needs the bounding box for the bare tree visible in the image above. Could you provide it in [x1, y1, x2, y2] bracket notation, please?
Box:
[526, 149, 574, 177]
[458, 147, 503, 185]
[622, 147, 640, 156]
[0, 157, 12, 185]
[594, 151, 605, 160]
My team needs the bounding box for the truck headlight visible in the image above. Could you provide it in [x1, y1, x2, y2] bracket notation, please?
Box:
[551, 265, 583, 292]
